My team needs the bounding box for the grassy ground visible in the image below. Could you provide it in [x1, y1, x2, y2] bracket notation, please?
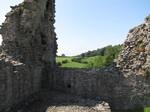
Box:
[56, 57, 73, 62]
[82, 56, 98, 62]
[144, 107, 150, 112]
[56, 56, 100, 68]
[61, 61, 86, 68]
[56, 57, 88, 68]
[112, 107, 150, 112]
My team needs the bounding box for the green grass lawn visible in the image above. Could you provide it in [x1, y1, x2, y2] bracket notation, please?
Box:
[144, 107, 150, 112]
[56, 57, 87, 68]
[61, 61, 86, 68]
[56, 56, 108, 68]
[82, 56, 99, 62]
[112, 107, 150, 112]
[56, 57, 73, 62]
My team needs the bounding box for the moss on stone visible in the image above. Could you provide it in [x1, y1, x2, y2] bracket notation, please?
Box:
[135, 37, 145, 52]
[139, 68, 149, 78]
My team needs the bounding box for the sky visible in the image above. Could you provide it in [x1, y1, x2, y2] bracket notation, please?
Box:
[0, 0, 150, 56]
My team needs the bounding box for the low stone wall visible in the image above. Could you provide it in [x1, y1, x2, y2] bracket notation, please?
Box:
[48, 66, 150, 110]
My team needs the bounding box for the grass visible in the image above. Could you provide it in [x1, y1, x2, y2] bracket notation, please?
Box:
[56, 56, 101, 68]
[82, 56, 99, 62]
[56, 57, 73, 62]
[56, 57, 87, 68]
[112, 107, 150, 112]
[61, 61, 86, 68]
[144, 107, 150, 112]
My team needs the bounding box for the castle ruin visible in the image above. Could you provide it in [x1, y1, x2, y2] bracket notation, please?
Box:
[0, 0, 150, 111]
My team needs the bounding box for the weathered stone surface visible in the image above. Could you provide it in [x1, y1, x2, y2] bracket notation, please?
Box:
[47, 15, 150, 110]
[0, 0, 56, 111]
[48, 67, 150, 110]
[116, 17, 150, 76]
[10, 89, 111, 112]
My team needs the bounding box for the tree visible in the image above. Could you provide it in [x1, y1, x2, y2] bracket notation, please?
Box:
[85, 51, 91, 57]
[93, 56, 105, 67]
[78, 44, 121, 58]
[85, 45, 122, 68]
[61, 53, 66, 57]
[56, 62, 62, 67]
[85, 62, 93, 68]
[81, 53, 85, 59]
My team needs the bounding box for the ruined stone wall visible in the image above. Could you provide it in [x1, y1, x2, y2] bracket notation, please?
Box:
[48, 15, 150, 110]
[48, 67, 123, 109]
[0, 0, 149, 111]
[0, 0, 56, 111]
[48, 67, 150, 110]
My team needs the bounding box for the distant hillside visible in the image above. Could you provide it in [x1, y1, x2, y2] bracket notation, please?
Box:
[77, 44, 122, 57]
[56, 44, 122, 68]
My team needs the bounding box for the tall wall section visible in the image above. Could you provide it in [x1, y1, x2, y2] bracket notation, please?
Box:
[0, 0, 56, 111]
[48, 15, 150, 110]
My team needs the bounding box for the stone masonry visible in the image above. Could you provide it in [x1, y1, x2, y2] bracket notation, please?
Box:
[48, 15, 150, 110]
[0, 0, 57, 111]
[0, 0, 150, 111]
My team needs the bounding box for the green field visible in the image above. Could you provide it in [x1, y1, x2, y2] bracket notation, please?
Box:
[56, 57, 91, 68]
[82, 56, 99, 62]
[56, 57, 73, 62]
[56, 56, 112, 68]
[61, 62, 86, 68]
[112, 107, 150, 112]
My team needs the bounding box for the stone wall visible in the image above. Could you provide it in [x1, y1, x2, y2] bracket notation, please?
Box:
[0, 0, 56, 111]
[48, 67, 150, 110]
[116, 15, 150, 78]
[48, 15, 150, 110]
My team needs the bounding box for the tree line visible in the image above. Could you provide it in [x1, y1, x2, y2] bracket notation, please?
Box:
[77, 44, 122, 58]
[85, 44, 122, 68]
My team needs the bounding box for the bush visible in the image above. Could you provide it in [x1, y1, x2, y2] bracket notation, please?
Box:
[62, 60, 68, 64]
[56, 62, 62, 67]
[82, 61, 88, 64]
[71, 58, 82, 63]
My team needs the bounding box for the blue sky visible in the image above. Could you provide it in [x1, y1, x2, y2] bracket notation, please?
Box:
[0, 0, 150, 56]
